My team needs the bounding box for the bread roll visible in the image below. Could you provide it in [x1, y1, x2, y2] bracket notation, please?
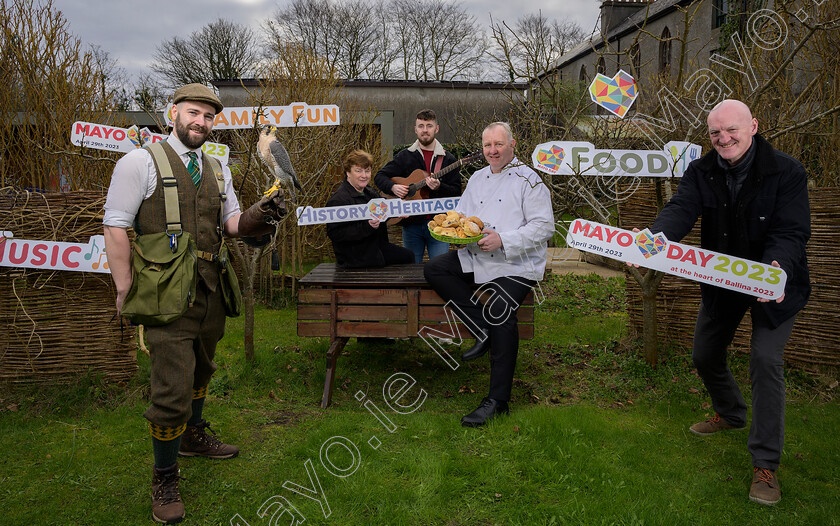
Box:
[433, 214, 447, 225]
[446, 210, 459, 220]
[433, 226, 445, 234]
[463, 221, 481, 237]
[440, 227, 458, 237]
[467, 216, 484, 230]
[441, 218, 460, 228]
[428, 221, 437, 229]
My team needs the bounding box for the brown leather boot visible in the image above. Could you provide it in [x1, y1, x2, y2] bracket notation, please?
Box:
[152, 462, 184, 524]
[178, 420, 239, 459]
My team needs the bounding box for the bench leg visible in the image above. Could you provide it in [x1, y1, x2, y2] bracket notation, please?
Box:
[321, 337, 348, 408]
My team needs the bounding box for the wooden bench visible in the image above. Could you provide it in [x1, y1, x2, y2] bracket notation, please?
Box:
[297, 263, 534, 407]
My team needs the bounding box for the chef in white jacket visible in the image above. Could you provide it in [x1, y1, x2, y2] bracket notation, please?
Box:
[424, 121, 554, 427]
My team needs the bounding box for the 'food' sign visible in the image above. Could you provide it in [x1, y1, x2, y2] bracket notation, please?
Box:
[532, 141, 701, 178]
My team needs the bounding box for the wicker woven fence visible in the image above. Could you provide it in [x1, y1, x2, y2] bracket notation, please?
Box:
[619, 182, 840, 370]
[0, 189, 137, 385]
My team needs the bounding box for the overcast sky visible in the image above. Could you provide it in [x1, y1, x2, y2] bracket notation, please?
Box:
[57, 0, 602, 85]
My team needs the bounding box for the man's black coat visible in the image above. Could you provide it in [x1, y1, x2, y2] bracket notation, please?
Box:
[374, 146, 460, 227]
[652, 134, 810, 327]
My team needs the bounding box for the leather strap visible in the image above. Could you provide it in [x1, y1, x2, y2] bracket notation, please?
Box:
[196, 249, 218, 262]
[146, 142, 182, 238]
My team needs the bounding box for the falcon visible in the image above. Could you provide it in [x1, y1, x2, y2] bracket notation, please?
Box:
[258, 125, 302, 202]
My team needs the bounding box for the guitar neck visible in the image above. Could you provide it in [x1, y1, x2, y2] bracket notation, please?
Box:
[415, 158, 469, 190]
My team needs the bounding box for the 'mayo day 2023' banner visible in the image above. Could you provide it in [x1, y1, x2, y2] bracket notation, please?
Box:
[70, 121, 230, 164]
[565, 219, 786, 300]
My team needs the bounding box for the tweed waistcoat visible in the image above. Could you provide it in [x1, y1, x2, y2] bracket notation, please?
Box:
[136, 141, 222, 291]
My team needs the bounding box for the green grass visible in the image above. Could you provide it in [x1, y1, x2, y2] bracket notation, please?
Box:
[1, 273, 838, 525]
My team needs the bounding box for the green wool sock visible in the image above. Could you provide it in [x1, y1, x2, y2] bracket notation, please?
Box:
[187, 397, 205, 426]
[153, 436, 181, 469]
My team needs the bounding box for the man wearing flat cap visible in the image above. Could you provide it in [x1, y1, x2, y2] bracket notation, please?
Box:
[104, 83, 284, 524]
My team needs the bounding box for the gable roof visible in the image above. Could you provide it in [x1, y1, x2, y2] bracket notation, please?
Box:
[543, 0, 687, 76]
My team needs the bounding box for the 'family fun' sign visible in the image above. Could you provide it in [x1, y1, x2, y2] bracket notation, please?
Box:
[163, 102, 341, 130]
[297, 197, 460, 226]
[0, 233, 110, 274]
[566, 219, 786, 300]
[532, 141, 701, 178]
[70, 121, 230, 164]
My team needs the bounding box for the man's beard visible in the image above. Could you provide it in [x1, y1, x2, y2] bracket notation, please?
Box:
[418, 134, 435, 147]
[174, 117, 209, 149]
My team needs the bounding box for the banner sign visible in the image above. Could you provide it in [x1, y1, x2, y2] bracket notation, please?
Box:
[163, 102, 341, 130]
[70, 121, 230, 164]
[532, 140, 701, 178]
[0, 233, 110, 274]
[565, 219, 786, 300]
[297, 197, 460, 226]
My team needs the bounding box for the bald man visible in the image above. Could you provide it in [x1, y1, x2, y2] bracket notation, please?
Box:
[648, 99, 810, 505]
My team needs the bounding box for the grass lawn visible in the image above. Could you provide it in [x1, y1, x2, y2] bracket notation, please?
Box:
[1, 274, 838, 525]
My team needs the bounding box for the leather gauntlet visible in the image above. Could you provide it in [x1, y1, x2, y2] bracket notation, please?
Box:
[239, 189, 286, 238]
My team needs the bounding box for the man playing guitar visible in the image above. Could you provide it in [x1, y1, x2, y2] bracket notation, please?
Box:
[375, 109, 462, 262]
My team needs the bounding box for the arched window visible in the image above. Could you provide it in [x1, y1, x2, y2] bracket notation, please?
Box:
[596, 57, 607, 114]
[659, 27, 672, 75]
[579, 64, 588, 83]
[630, 43, 641, 75]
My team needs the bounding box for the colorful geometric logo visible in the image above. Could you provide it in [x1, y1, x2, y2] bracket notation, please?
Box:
[635, 230, 667, 258]
[589, 70, 638, 118]
[126, 125, 141, 148]
[368, 200, 388, 221]
[535, 145, 565, 174]
[140, 127, 153, 146]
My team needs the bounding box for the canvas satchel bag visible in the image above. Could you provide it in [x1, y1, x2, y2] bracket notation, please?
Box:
[120, 230, 197, 326]
[208, 158, 242, 318]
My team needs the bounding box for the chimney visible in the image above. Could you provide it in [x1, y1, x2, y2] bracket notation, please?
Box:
[600, 0, 651, 36]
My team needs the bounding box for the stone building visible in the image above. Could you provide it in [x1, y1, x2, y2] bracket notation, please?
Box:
[213, 79, 526, 158]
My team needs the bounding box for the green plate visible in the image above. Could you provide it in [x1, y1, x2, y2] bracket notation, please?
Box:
[429, 227, 484, 244]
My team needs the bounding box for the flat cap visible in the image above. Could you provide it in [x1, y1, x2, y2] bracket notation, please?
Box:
[173, 83, 224, 114]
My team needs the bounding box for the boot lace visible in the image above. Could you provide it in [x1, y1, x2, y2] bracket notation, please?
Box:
[754, 467, 776, 487]
[153, 470, 184, 504]
[192, 420, 223, 447]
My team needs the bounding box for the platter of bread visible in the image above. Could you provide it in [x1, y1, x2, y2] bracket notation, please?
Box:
[428, 211, 485, 244]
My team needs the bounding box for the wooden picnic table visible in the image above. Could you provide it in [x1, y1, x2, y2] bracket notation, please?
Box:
[297, 263, 534, 407]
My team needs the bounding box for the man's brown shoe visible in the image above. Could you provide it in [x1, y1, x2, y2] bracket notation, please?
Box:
[750, 467, 781, 505]
[689, 413, 745, 436]
[178, 419, 239, 459]
[152, 463, 185, 524]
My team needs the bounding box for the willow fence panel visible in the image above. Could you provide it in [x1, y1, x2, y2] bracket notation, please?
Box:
[619, 182, 839, 371]
[0, 189, 137, 385]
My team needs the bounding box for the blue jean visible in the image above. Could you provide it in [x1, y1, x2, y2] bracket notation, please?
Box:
[402, 223, 449, 263]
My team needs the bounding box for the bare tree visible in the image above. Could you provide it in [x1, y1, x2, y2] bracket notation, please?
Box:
[132, 73, 169, 113]
[267, 0, 486, 81]
[393, 0, 487, 80]
[265, 0, 393, 79]
[490, 12, 585, 81]
[151, 18, 260, 87]
[0, 0, 121, 190]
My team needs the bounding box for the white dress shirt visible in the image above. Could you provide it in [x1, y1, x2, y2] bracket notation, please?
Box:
[456, 157, 554, 283]
[103, 133, 241, 228]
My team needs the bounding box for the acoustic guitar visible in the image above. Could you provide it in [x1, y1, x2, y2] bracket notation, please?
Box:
[385, 150, 483, 225]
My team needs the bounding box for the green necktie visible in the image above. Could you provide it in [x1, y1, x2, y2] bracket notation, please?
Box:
[187, 152, 200, 186]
